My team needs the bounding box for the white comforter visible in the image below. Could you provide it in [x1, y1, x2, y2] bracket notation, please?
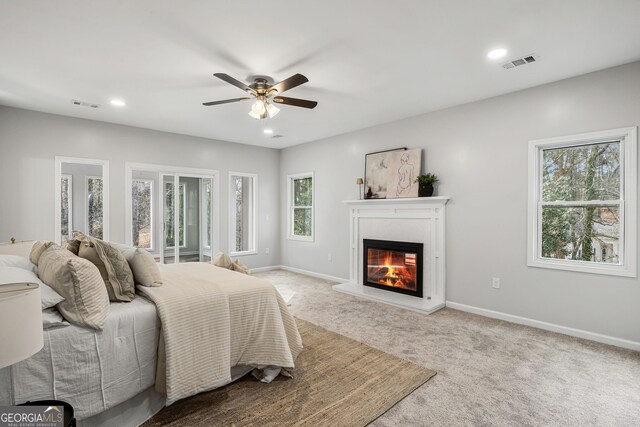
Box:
[0, 297, 159, 420]
[138, 263, 303, 405]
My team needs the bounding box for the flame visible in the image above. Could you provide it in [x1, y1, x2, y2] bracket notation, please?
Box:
[384, 253, 395, 279]
[367, 249, 417, 291]
[370, 251, 416, 290]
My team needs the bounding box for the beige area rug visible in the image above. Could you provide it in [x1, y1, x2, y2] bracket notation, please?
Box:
[142, 319, 436, 427]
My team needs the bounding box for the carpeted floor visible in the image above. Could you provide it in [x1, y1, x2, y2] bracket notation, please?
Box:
[255, 269, 640, 427]
[143, 319, 435, 426]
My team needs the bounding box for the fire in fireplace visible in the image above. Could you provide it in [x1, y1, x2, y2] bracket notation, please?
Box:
[363, 239, 423, 298]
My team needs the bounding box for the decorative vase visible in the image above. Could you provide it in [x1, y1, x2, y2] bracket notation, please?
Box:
[418, 182, 433, 197]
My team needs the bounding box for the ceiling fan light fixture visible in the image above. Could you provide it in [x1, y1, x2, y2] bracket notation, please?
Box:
[205, 73, 317, 119]
[248, 110, 264, 120]
[249, 98, 267, 120]
[266, 102, 280, 118]
[251, 98, 266, 115]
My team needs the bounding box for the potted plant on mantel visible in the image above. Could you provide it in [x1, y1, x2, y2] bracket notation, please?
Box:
[415, 173, 438, 197]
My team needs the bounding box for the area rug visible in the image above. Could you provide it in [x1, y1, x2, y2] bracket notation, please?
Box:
[142, 318, 436, 427]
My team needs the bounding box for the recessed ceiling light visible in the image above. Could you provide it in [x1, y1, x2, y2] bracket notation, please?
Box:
[263, 129, 273, 134]
[110, 99, 126, 107]
[487, 48, 508, 60]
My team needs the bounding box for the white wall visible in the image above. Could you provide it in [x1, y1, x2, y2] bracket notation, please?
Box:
[280, 61, 640, 343]
[0, 106, 280, 269]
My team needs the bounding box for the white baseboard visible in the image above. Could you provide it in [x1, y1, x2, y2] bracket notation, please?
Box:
[276, 265, 348, 284]
[446, 301, 640, 352]
[251, 265, 282, 273]
[253, 265, 640, 351]
[251, 264, 348, 283]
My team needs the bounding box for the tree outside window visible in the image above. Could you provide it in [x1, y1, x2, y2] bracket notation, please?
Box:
[203, 180, 212, 248]
[229, 173, 256, 254]
[288, 173, 313, 240]
[165, 182, 185, 247]
[528, 127, 637, 277]
[541, 142, 620, 263]
[60, 175, 72, 243]
[132, 179, 153, 249]
[86, 177, 103, 240]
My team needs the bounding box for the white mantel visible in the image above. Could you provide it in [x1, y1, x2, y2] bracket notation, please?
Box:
[333, 196, 450, 314]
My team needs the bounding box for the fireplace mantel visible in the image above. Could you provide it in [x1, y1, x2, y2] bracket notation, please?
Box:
[334, 196, 450, 314]
[342, 196, 450, 205]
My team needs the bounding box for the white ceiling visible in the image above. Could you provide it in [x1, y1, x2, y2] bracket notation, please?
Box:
[1, 1, 640, 149]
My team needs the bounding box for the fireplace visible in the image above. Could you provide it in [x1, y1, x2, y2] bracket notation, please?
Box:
[363, 239, 423, 298]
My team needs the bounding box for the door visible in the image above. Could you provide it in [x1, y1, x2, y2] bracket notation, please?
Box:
[161, 174, 179, 264]
[200, 177, 214, 262]
[161, 174, 214, 264]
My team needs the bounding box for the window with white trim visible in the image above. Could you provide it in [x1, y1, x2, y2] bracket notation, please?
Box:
[60, 174, 73, 243]
[229, 173, 256, 255]
[528, 127, 637, 276]
[132, 179, 153, 250]
[86, 176, 104, 240]
[287, 172, 314, 241]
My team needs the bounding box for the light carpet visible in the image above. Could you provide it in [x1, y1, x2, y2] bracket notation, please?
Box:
[142, 318, 435, 427]
[274, 284, 295, 304]
[255, 269, 640, 427]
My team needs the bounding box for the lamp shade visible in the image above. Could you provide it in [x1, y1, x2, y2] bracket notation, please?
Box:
[0, 283, 43, 368]
[356, 178, 364, 185]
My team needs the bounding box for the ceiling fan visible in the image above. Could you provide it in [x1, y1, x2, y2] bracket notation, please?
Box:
[202, 73, 318, 120]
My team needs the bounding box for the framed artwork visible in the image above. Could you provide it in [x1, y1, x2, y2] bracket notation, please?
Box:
[386, 148, 422, 198]
[364, 147, 406, 199]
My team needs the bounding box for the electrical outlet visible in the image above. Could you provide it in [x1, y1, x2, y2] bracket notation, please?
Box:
[265, 247, 270, 255]
[327, 253, 332, 262]
[492, 277, 500, 289]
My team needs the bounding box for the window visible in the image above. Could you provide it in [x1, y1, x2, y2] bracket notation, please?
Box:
[60, 174, 72, 243]
[287, 172, 314, 241]
[229, 172, 257, 255]
[132, 179, 153, 250]
[165, 182, 186, 248]
[86, 176, 104, 240]
[528, 127, 637, 276]
[202, 179, 213, 249]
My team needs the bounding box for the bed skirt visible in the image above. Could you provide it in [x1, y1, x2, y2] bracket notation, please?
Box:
[77, 366, 253, 427]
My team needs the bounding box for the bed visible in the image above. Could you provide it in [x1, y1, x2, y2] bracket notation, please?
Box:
[0, 297, 161, 423]
[0, 242, 302, 427]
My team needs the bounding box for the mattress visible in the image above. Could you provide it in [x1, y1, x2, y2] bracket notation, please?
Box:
[0, 297, 160, 420]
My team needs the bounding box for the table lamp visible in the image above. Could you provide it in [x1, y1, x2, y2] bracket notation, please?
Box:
[0, 283, 43, 368]
[356, 178, 364, 200]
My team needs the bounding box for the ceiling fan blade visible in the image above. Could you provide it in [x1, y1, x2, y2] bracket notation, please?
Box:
[202, 97, 251, 106]
[213, 73, 257, 95]
[269, 73, 309, 94]
[272, 96, 318, 109]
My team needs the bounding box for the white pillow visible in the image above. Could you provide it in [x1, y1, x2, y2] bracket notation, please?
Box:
[0, 266, 65, 309]
[42, 308, 70, 329]
[0, 255, 36, 272]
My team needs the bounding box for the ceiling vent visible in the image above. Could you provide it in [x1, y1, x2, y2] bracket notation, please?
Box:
[502, 54, 539, 69]
[71, 99, 100, 108]
[271, 134, 284, 139]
